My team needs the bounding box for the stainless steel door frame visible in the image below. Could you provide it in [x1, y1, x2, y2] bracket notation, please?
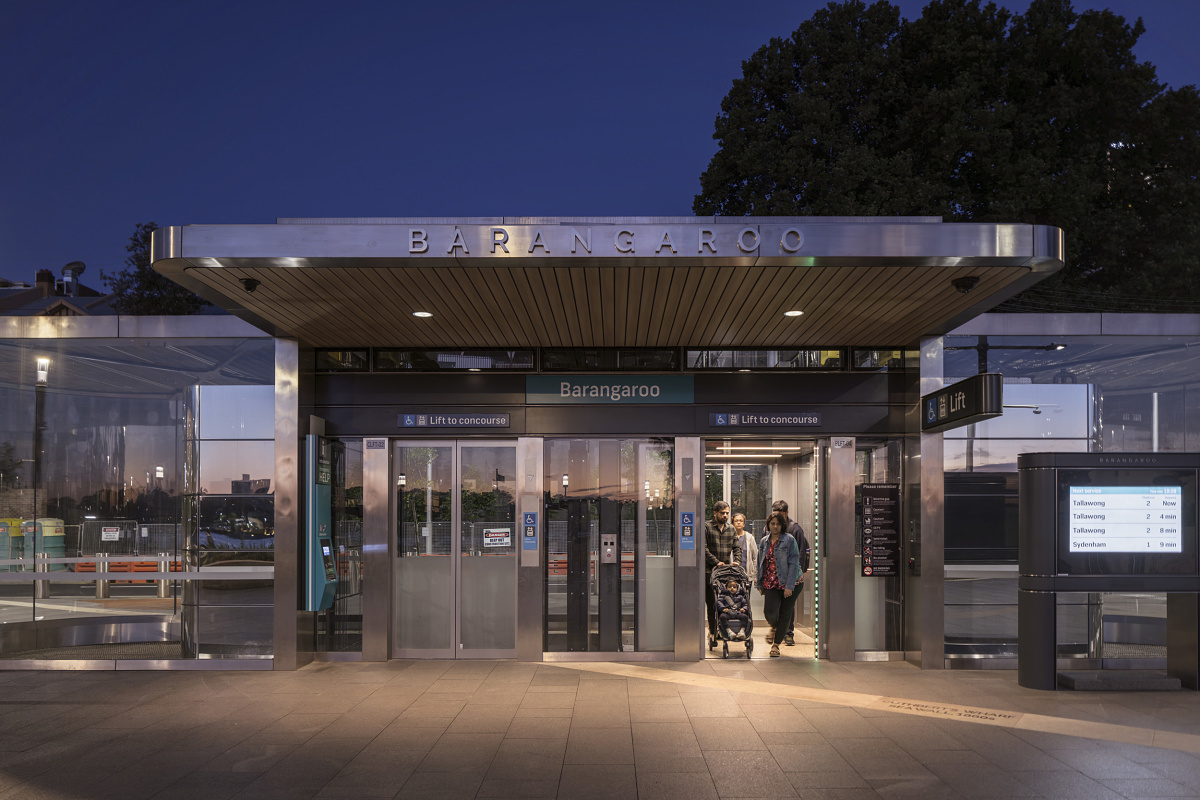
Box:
[515, 438, 544, 661]
[674, 437, 701, 661]
[823, 436, 857, 661]
[362, 437, 392, 661]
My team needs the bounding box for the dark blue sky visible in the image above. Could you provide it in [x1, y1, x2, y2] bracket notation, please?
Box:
[2, 0, 1197, 284]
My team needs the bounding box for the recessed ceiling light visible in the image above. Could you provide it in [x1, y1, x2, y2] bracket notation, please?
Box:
[784, 310, 804, 317]
[412, 311, 433, 318]
[738, 369, 751, 373]
[468, 368, 481, 372]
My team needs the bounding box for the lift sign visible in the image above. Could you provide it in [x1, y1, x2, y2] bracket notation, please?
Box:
[680, 512, 695, 550]
[522, 512, 538, 551]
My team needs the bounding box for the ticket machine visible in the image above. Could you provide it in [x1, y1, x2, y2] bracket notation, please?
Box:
[305, 435, 338, 612]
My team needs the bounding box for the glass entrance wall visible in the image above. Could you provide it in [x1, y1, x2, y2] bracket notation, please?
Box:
[328, 439, 362, 652]
[544, 438, 674, 653]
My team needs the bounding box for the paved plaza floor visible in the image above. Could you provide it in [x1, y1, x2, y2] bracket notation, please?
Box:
[1, 656, 1199, 799]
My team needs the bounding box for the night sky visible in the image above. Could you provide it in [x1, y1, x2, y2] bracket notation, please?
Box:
[2, 0, 1197, 285]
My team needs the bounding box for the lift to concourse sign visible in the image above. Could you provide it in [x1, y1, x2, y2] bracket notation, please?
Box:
[921, 373, 1003, 433]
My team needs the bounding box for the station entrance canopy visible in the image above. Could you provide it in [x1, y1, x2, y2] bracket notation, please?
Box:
[150, 217, 1063, 348]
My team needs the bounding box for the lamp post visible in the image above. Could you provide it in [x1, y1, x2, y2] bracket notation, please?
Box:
[33, 357, 48, 504]
[945, 335, 1066, 373]
[33, 358, 48, 598]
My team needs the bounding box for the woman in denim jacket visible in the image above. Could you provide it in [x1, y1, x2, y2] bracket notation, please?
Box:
[756, 511, 800, 657]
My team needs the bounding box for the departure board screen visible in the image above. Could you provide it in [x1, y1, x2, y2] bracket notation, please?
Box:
[1068, 486, 1182, 553]
[1057, 468, 1197, 575]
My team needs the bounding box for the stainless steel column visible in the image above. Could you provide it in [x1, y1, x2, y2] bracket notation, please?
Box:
[362, 437, 392, 661]
[825, 438, 856, 661]
[516, 437, 544, 661]
[157, 552, 170, 599]
[94, 554, 109, 599]
[273, 338, 304, 670]
[34, 552, 49, 600]
[674, 437, 702, 661]
[906, 337, 945, 669]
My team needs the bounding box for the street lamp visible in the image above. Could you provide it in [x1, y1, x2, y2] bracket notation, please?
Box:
[945, 336, 1066, 373]
[32, 357, 49, 596]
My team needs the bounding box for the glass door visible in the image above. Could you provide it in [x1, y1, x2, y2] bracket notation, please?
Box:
[392, 441, 517, 658]
[458, 443, 518, 656]
[544, 438, 675, 653]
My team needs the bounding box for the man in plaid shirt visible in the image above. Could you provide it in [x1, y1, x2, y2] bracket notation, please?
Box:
[704, 501, 741, 647]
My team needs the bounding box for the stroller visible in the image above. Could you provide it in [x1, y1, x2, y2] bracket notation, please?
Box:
[710, 563, 754, 658]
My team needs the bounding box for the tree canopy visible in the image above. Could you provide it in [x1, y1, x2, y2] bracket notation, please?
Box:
[693, 0, 1200, 310]
[101, 222, 210, 315]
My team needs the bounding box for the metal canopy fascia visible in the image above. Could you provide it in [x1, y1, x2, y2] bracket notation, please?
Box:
[151, 217, 1063, 348]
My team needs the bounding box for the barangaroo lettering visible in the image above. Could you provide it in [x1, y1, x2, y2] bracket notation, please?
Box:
[563, 382, 660, 400]
[527, 375, 694, 404]
[404, 225, 806, 256]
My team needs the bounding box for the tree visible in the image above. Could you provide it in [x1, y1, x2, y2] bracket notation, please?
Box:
[101, 222, 211, 315]
[0, 441, 21, 490]
[694, 0, 1200, 309]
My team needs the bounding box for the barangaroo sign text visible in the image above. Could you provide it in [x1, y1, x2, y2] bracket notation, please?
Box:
[401, 224, 807, 257]
[527, 375, 694, 404]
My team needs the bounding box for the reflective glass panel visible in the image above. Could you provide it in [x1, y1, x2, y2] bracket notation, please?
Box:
[545, 438, 673, 653]
[541, 349, 679, 372]
[852, 348, 904, 371]
[198, 385, 274, 440]
[394, 444, 454, 652]
[315, 349, 368, 371]
[196, 496, 276, 550]
[459, 445, 517, 651]
[197, 441, 274, 496]
[687, 349, 844, 369]
[375, 349, 535, 371]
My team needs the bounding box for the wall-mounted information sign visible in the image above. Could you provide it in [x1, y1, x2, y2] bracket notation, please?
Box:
[1069, 486, 1182, 552]
[399, 413, 509, 428]
[921, 373, 1003, 433]
[522, 512, 538, 551]
[709, 411, 822, 427]
[860, 484, 900, 577]
[680, 511, 695, 550]
[484, 528, 512, 548]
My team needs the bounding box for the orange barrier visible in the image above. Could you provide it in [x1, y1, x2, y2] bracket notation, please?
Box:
[548, 555, 635, 577]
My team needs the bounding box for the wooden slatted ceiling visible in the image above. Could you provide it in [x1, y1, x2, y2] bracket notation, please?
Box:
[185, 263, 1030, 348]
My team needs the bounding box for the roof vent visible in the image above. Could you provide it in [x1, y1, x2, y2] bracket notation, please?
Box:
[61, 261, 86, 296]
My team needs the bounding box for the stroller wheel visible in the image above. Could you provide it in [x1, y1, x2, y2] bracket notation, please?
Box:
[746, 639, 754, 656]
[722, 641, 729, 658]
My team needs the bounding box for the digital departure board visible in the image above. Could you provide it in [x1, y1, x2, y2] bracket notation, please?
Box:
[1055, 467, 1198, 576]
[1068, 486, 1183, 553]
